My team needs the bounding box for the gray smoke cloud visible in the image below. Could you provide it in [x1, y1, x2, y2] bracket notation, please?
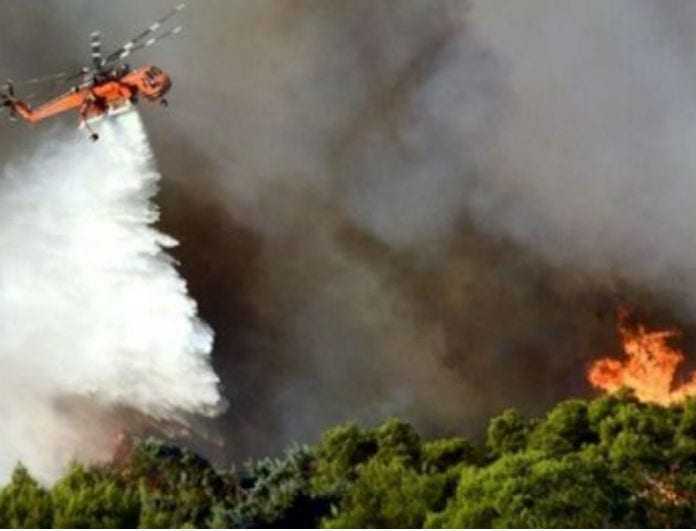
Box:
[470, 1, 696, 307]
[2, 0, 696, 467]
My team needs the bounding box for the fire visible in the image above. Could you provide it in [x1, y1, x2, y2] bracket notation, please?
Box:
[588, 310, 696, 405]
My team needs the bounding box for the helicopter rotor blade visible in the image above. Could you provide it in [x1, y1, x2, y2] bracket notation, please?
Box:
[110, 25, 183, 63]
[13, 29, 104, 90]
[12, 65, 93, 93]
[62, 66, 93, 85]
[102, 3, 185, 66]
[7, 3, 186, 100]
[13, 72, 70, 87]
[91, 31, 104, 71]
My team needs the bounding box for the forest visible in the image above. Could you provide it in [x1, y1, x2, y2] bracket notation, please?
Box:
[2, 391, 695, 528]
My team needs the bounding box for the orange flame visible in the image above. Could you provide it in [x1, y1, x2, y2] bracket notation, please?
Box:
[588, 310, 696, 405]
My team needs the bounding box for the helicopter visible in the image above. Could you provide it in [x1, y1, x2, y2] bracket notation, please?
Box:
[1, 3, 185, 141]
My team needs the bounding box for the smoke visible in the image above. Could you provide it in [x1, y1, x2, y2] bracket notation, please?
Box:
[167, 0, 696, 461]
[5, 0, 696, 468]
[467, 1, 696, 313]
[0, 110, 222, 483]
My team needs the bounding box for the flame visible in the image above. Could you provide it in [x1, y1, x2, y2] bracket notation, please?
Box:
[588, 310, 696, 405]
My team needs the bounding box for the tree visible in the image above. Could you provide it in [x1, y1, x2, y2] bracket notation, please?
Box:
[213, 444, 330, 528]
[123, 438, 234, 528]
[321, 459, 445, 528]
[486, 408, 534, 455]
[50, 464, 139, 528]
[528, 399, 597, 456]
[675, 398, 696, 469]
[313, 419, 455, 528]
[0, 465, 52, 528]
[421, 437, 480, 473]
[428, 450, 629, 528]
[1, 395, 695, 528]
[597, 402, 678, 468]
[310, 422, 378, 498]
[372, 418, 422, 466]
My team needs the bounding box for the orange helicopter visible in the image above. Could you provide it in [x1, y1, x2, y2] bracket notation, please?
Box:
[1, 4, 185, 141]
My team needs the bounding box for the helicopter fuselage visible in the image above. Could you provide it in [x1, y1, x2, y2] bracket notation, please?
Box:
[11, 65, 172, 124]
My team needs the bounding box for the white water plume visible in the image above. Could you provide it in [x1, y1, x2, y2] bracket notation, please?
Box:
[0, 110, 222, 483]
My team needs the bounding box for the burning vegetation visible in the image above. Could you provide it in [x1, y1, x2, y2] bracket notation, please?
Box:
[588, 308, 696, 405]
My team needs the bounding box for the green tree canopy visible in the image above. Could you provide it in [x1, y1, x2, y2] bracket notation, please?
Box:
[1, 395, 695, 528]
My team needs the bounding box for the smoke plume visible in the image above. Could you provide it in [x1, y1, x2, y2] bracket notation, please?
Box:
[0, 111, 222, 482]
[5, 0, 696, 468]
